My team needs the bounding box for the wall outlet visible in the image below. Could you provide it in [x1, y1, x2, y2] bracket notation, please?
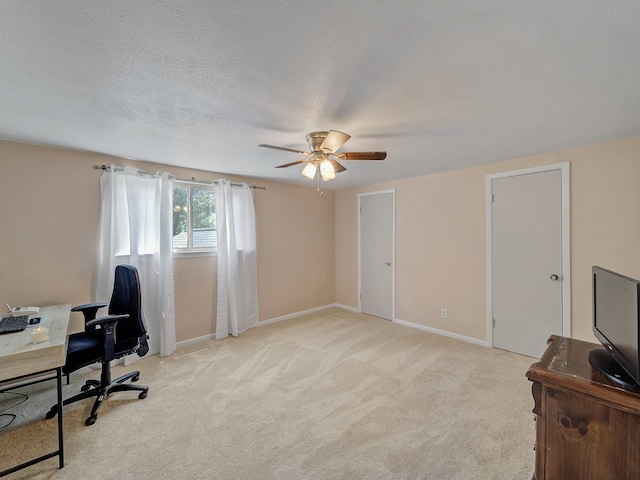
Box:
[441, 308, 448, 318]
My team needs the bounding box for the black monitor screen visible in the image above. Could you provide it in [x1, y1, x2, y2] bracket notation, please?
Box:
[593, 266, 640, 381]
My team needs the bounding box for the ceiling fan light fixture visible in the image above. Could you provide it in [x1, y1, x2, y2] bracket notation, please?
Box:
[319, 159, 336, 181]
[301, 162, 317, 180]
[259, 130, 386, 188]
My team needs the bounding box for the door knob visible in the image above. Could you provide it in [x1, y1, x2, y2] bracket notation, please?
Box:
[550, 274, 559, 281]
[385, 261, 391, 266]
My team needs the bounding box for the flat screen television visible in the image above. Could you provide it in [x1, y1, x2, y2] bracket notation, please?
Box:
[590, 266, 640, 391]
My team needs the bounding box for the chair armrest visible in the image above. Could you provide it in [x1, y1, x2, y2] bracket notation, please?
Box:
[72, 303, 109, 330]
[86, 314, 129, 361]
[85, 313, 129, 329]
[72, 302, 109, 313]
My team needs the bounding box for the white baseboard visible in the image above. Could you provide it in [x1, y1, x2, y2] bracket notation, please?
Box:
[176, 304, 353, 349]
[258, 304, 343, 327]
[332, 303, 359, 313]
[393, 318, 488, 347]
[177, 306, 487, 350]
[176, 333, 216, 349]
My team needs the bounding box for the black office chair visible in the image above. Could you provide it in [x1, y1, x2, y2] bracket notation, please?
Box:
[46, 264, 150, 426]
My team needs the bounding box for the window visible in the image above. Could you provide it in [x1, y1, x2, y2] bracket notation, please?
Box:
[173, 181, 216, 254]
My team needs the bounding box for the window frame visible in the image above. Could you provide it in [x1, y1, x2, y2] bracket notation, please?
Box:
[172, 180, 217, 257]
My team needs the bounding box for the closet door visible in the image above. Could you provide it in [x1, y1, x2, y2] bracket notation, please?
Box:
[359, 190, 395, 320]
[490, 168, 565, 358]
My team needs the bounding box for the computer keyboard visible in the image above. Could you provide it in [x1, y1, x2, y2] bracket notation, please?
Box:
[0, 315, 29, 334]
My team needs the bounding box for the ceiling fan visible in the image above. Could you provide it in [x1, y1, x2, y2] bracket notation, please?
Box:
[259, 130, 386, 182]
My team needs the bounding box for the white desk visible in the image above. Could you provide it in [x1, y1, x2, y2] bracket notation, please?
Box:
[0, 304, 71, 477]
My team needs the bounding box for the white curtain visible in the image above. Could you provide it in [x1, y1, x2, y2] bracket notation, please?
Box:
[98, 165, 176, 357]
[213, 179, 258, 339]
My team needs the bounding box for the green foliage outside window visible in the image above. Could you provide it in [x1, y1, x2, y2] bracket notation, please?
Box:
[192, 189, 216, 230]
[173, 187, 188, 237]
[172, 184, 217, 250]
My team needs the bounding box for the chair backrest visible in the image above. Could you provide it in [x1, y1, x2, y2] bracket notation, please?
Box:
[108, 264, 149, 355]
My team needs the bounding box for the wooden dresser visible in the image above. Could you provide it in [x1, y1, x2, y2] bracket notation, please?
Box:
[526, 335, 640, 479]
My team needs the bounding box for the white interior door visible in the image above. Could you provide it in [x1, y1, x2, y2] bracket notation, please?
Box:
[489, 167, 568, 358]
[359, 191, 395, 320]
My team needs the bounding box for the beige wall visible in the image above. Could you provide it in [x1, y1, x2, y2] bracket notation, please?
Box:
[0, 140, 335, 341]
[3, 136, 639, 347]
[336, 136, 640, 343]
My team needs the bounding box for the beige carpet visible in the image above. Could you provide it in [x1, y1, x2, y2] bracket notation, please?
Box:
[1, 308, 535, 479]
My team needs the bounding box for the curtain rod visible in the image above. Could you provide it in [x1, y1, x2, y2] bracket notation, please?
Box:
[94, 164, 266, 190]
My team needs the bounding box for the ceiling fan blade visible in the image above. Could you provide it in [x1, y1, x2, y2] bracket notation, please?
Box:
[340, 151, 387, 161]
[330, 160, 347, 173]
[275, 160, 307, 168]
[320, 130, 351, 153]
[259, 144, 311, 155]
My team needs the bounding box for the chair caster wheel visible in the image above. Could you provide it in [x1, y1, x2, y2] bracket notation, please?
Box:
[81, 384, 91, 391]
[85, 416, 97, 426]
[45, 409, 56, 420]
[132, 375, 139, 382]
[139, 391, 147, 399]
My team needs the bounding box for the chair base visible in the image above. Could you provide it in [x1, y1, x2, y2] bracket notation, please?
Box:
[46, 370, 148, 426]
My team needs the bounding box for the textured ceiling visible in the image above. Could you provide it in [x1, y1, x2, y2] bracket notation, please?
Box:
[1, 1, 639, 188]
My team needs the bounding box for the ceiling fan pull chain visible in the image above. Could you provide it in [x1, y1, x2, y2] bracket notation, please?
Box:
[317, 170, 324, 196]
